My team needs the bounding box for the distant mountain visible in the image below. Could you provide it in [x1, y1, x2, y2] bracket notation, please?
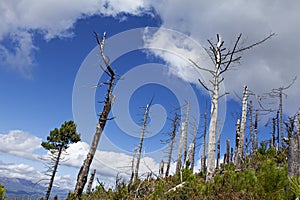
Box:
[0, 177, 69, 200]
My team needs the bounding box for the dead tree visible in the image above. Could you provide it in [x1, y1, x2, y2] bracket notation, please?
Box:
[159, 160, 164, 178]
[234, 119, 241, 165]
[268, 76, 297, 148]
[216, 121, 221, 169]
[86, 169, 96, 194]
[189, 121, 198, 172]
[134, 103, 151, 181]
[225, 139, 230, 164]
[183, 101, 190, 166]
[249, 100, 254, 153]
[176, 122, 185, 174]
[129, 148, 137, 186]
[288, 109, 300, 177]
[202, 110, 208, 171]
[75, 32, 116, 196]
[235, 86, 248, 166]
[165, 113, 179, 177]
[253, 109, 259, 153]
[190, 33, 274, 180]
[271, 118, 276, 148]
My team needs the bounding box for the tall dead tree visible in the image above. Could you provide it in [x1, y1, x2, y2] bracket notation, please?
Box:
[225, 139, 230, 164]
[249, 100, 254, 154]
[165, 113, 179, 177]
[190, 33, 274, 180]
[288, 108, 300, 177]
[75, 32, 116, 196]
[176, 122, 185, 174]
[234, 119, 241, 165]
[253, 109, 259, 153]
[235, 86, 248, 166]
[183, 101, 190, 165]
[271, 118, 276, 148]
[189, 121, 198, 172]
[202, 110, 208, 171]
[216, 121, 221, 169]
[134, 103, 150, 181]
[268, 77, 297, 148]
[129, 148, 137, 185]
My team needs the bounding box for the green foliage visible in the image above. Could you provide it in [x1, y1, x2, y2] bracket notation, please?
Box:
[289, 176, 300, 198]
[41, 120, 80, 150]
[0, 184, 7, 200]
[82, 146, 293, 200]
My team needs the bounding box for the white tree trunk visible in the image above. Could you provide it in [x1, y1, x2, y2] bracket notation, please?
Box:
[176, 122, 185, 174]
[206, 75, 219, 180]
[236, 86, 248, 166]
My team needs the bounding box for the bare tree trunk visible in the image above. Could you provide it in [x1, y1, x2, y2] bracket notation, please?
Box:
[183, 101, 190, 165]
[206, 74, 219, 180]
[236, 86, 248, 166]
[279, 88, 284, 148]
[75, 32, 115, 196]
[226, 139, 230, 164]
[289, 109, 300, 176]
[202, 110, 207, 172]
[129, 149, 136, 185]
[86, 169, 96, 194]
[253, 110, 259, 153]
[134, 104, 150, 181]
[166, 114, 179, 177]
[234, 119, 241, 165]
[45, 145, 63, 200]
[271, 118, 276, 148]
[159, 160, 164, 178]
[189, 121, 197, 172]
[176, 122, 185, 174]
[249, 100, 254, 154]
[216, 122, 221, 169]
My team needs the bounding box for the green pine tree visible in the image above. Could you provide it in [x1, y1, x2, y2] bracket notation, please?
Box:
[42, 120, 80, 200]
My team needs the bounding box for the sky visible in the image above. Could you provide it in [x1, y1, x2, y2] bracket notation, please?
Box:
[1, 0, 300, 193]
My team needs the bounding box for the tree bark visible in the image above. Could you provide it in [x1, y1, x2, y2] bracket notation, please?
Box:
[183, 101, 190, 165]
[234, 119, 241, 165]
[216, 122, 221, 169]
[134, 104, 150, 181]
[176, 122, 185, 174]
[74, 32, 115, 196]
[45, 145, 63, 200]
[202, 110, 207, 171]
[86, 169, 96, 194]
[236, 86, 248, 166]
[166, 114, 179, 177]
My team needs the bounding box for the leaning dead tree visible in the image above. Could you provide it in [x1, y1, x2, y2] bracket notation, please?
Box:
[190, 33, 274, 180]
[134, 102, 151, 181]
[74, 32, 116, 196]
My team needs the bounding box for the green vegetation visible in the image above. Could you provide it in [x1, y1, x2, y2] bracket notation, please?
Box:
[67, 143, 298, 200]
[0, 184, 7, 200]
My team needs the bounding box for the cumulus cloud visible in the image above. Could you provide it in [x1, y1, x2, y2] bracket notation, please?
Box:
[0, 0, 151, 76]
[144, 0, 300, 115]
[61, 141, 160, 181]
[0, 130, 42, 159]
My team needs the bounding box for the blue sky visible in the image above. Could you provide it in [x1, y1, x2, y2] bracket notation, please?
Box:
[1, 0, 300, 193]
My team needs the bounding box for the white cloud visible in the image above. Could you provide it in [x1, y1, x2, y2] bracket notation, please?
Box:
[61, 141, 160, 181]
[0, 130, 42, 159]
[144, 1, 300, 115]
[0, 0, 151, 76]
